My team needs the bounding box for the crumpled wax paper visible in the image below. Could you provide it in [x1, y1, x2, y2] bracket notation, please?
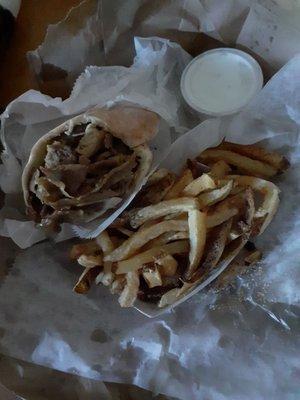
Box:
[0, 43, 300, 400]
[0, 37, 193, 248]
[27, 0, 300, 98]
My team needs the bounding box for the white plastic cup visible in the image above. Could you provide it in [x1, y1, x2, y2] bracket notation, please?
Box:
[180, 48, 263, 117]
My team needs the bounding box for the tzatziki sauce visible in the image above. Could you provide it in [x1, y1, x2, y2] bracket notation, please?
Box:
[181, 48, 263, 116]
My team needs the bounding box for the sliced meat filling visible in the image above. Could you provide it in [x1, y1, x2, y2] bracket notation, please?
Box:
[28, 123, 144, 228]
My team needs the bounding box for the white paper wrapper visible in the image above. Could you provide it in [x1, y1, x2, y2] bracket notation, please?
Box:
[27, 0, 300, 98]
[0, 46, 300, 400]
[0, 37, 192, 248]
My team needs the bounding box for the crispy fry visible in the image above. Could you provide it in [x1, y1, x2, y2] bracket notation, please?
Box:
[145, 231, 189, 249]
[158, 282, 195, 308]
[147, 169, 171, 185]
[118, 271, 140, 307]
[209, 160, 231, 178]
[164, 169, 193, 199]
[110, 275, 126, 294]
[155, 254, 178, 276]
[96, 231, 115, 255]
[105, 220, 188, 262]
[183, 174, 216, 196]
[227, 175, 280, 235]
[129, 197, 199, 228]
[77, 254, 103, 268]
[200, 149, 277, 178]
[189, 219, 232, 282]
[187, 158, 210, 178]
[206, 189, 253, 228]
[185, 210, 206, 279]
[73, 266, 101, 294]
[142, 266, 163, 288]
[96, 230, 115, 283]
[70, 241, 99, 260]
[116, 240, 189, 274]
[217, 142, 290, 172]
[198, 180, 233, 208]
[95, 271, 114, 286]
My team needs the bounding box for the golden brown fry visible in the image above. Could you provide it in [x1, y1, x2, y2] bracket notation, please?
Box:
[198, 180, 233, 208]
[73, 266, 101, 294]
[185, 209, 206, 279]
[206, 189, 254, 229]
[145, 231, 189, 249]
[182, 173, 216, 196]
[110, 275, 126, 294]
[189, 219, 232, 282]
[217, 142, 290, 172]
[209, 160, 231, 178]
[227, 175, 280, 235]
[134, 170, 176, 206]
[129, 197, 199, 228]
[96, 231, 115, 285]
[158, 282, 195, 308]
[155, 254, 178, 276]
[116, 240, 189, 274]
[70, 241, 99, 260]
[118, 271, 140, 307]
[96, 231, 115, 255]
[164, 169, 193, 199]
[77, 254, 103, 268]
[105, 220, 188, 262]
[200, 149, 277, 178]
[147, 169, 171, 185]
[142, 267, 163, 288]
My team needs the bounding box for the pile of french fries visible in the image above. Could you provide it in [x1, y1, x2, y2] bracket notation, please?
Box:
[70, 141, 289, 308]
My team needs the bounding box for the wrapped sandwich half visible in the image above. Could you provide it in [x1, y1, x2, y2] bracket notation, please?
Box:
[22, 105, 159, 231]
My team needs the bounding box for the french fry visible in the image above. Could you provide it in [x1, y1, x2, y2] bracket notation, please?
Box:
[96, 231, 114, 255]
[182, 173, 216, 196]
[217, 142, 290, 172]
[145, 231, 189, 248]
[164, 169, 193, 199]
[96, 230, 115, 284]
[198, 180, 233, 208]
[200, 149, 277, 178]
[227, 175, 280, 235]
[155, 254, 178, 276]
[209, 160, 231, 178]
[185, 209, 206, 279]
[206, 189, 253, 228]
[147, 168, 171, 185]
[116, 240, 189, 274]
[129, 197, 199, 228]
[142, 267, 163, 288]
[70, 241, 99, 260]
[187, 158, 211, 178]
[110, 275, 126, 294]
[105, 220, 188, 262]
[189, 219, 232, 282]
[77, 254, 103, 268]
[73, 266, 101, 294]
[118, 271, 140, 307]
[158, 282, 195, 308]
